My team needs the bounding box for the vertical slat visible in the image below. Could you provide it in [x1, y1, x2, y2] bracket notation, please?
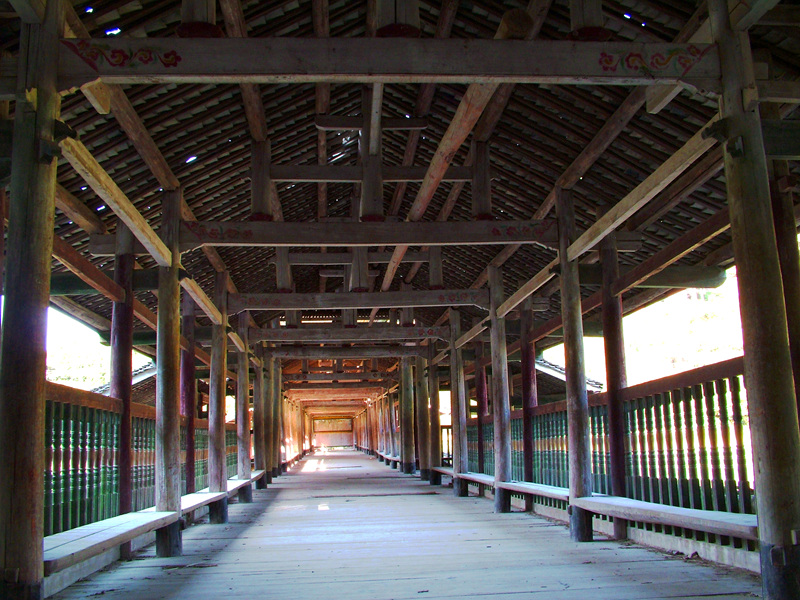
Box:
[44, 400, 54, 537]
[729, 376, 753, 514]
[53, 402, 64, 534]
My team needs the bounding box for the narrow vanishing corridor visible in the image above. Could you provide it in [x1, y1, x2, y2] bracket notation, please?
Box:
[53, 450, 761, 600]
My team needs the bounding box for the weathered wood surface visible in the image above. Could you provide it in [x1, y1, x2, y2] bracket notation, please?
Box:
[251, 325, 450, 343]
[52, 451, 761, 600]
[268, 164, 471, 182]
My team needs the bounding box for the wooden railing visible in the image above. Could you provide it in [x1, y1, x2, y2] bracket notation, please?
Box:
[461, 356, 753, 549]
[44, 382, 237, 536]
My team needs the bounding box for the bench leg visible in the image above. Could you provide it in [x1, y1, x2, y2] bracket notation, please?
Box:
[430, 471, 442, 486]
[494, 487, 511, 513]
[238, 485, 253, 503]
[156, 521, 182, 558]
[453, 476, 469, 497]
[401, 461, 415, 475]
[271, 467, 280, 478]
[420, 468, 430, 481]
[0, 581, 42, 600]
[255, 477, 267, 490]
[209, 497, 228, 524]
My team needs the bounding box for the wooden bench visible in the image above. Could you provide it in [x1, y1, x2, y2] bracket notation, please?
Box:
[43, 511, 179, 576]
[431, 466, 454, 477]
[495, 480, 570, 502]
[572, 495, 759, 540]
[225, 470, 266, 498]
[457, 471, 495, 487]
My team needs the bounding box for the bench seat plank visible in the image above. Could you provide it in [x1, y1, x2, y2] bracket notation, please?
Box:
[495, 480, 570, 502]
[431, 466, 454, 477]
[572, 496, 758, 540]
[43, 511, 178, 575]
[458, 472, 495, 486]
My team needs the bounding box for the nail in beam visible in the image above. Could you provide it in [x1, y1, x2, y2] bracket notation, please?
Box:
[155, 189, 182, 556]
[111, 224, 135, 526]
[415, 355, 431, 480]
[400, 356, 415, 474]
[709, 0, 800, 596]
[449, 308, 469, 497]
[0, 3, 61, 595]
[208, 271, 229, 523]
[488, 266, 512, 513]
[600, 232, 628, 540]
[236, 314, 253, 502]
[253, 344, 267, 489]
[556, 187, 593, 542]
[428, 343, 442, 485]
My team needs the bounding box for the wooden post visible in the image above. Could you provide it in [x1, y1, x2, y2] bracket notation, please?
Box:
[600, 232, 628, 539]
[520, 296, 538, 512]
[0, 4, 62, 594]
[429, 246, 443, 289]
[155, 189, 182, 556]
[428, 343, 442, 485]
[273, 360, 284, 474]
[471, 141, 491, 219]
[180, 294, 197, 496]
[474, 341, 488, 477]
[263, 352, 274, 483]
[111, 224, 135, 515]
[236, 315, 252, 502]
[488, 266, 512, 513]
[449, 308, 469, 496]
[556, 187, 593, 542]
[251, 140, 272, 220]
[208, 271, 229, 523]
[400, 356, 415, 474]
[415, 355, 431, 480]
[709, 1, 800, 595]
[253, 344, 267, 489]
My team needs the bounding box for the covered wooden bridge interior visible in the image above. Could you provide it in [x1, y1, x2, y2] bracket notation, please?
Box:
[0, 0, 799, 598]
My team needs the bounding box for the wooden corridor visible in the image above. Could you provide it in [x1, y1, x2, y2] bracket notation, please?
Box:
[52, 450, 761, 600]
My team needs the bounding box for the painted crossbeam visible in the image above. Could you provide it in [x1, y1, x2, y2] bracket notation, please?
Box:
[269, 346, 422, 359]
[283, 371, 393, 382]
[269, 165, 471, 182]
[315, 115, 428, 131]
[55, 39, 720, 88]
[181, 220, 558, 249]
[229, 289, 489, 313]
[250, 325, 450, 343]
[284, 381, 391, 391]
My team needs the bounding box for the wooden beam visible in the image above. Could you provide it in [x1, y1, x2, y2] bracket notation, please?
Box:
[181, 219, 559, 249]
[56, 38, 721, 88]
[49, 268, 185, 296]
[315, 115, 428, 131]
[269, 346, 422, 359]
[250, 325, 450, 343]
[285, 381, 390, 391]
[762, 120, 800, 160]
[287, 251, 429, 266]
[230, 289, 490, 313]
[59, 138, 171, 266]
[54, 183, 107, 235]
[758, 80, 800, 104]
[283, 371, 393, 382]
[268, 165, 471, 183]
[578, 264, 726, 289]
[566, 117, 719, 262]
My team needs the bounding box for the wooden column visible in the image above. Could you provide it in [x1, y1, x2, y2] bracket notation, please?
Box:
[155, 189, 182, 556]
[519, 296, 538, 512]
[236, 315, 252, 501]
[251, 140, 273, 220]
[556, 187, 593, 542]
[449, 308, 469, 496]
[471, 141, 491, 219]
[111, 224, 135, 515]
[0, 3, 62, 596]
[400, 356, 416, 474]
[253, 344, 267, 489]
[428, 343, 442, 485]
[208, 271, 229, 523]
[180, 294, 197, 496]
[415, 355, 431, 480]
[388, 393, 398, 466]
[474, 341, 488, 477]
[273, 360, 284, 474]
[709, 1, 800, 595]
[488, 266, 512, 513]
[600, 233, 628, 540]
[263, 353, 274, 483]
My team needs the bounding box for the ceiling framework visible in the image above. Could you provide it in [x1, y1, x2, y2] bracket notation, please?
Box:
[5, 0, 798, 420]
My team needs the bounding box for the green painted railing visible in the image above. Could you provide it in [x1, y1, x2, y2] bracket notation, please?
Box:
[44, 382, 238, 536]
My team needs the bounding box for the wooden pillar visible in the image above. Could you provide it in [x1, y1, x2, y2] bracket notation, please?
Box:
[415, 355, 431, 480]
[600, 233, 628, 540]
[400, 356, 415, 474]
[273, 360, 284, 474]
[428, 344, 442, 485]
[180, 297, 198, 502]
[155, 190, 183, 556]
[556, 187, 593, 542]
[0, 2, 62, 596]
[488, 266, 512, 513]
[111, 224, 135, 515]
[264, 353, 275, 483]
[709, 1, 800, 595]
[208, 271, 229, 523]
[251, 140, 273, 220]
[474, 341, 488, 477]
[253, 344, 267, 489]
[449, 308, 469, 496]
[519, 296, 538, 512]
[236, 316, 252, 502]
[471, 141, 491, 219]
[388, 393, 398, 466]
[429, 246, 444, 289]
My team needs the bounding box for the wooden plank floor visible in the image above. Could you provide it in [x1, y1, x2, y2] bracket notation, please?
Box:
[53, 449, 762, 600]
